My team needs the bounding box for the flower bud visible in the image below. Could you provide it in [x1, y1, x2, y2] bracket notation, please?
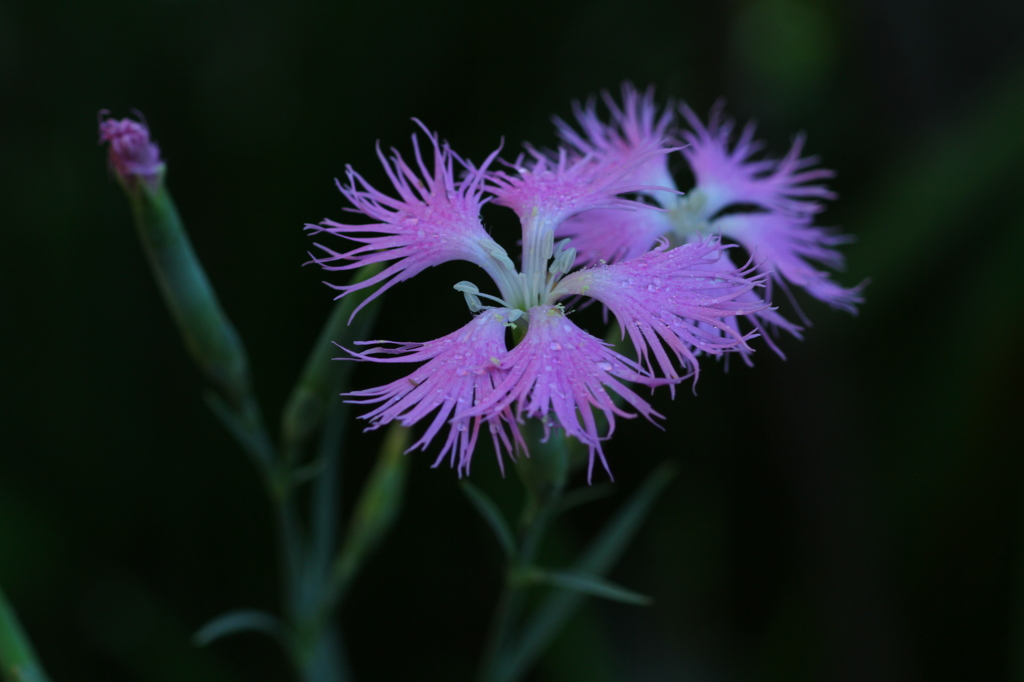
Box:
[98, 111, 165, 191]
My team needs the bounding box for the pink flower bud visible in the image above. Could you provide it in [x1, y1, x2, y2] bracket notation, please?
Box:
[98, 111, 164, 190]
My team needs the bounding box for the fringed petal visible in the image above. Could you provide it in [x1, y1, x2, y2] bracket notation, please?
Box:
[460, 306, 672, 481]
[308, 123, 505, 319]
[715, 212, 864, 313]
[557, 238, 767, 381]
[679, 103, 835, 219]
[554, 82, 680, 205]
[344, 309, 524, 476]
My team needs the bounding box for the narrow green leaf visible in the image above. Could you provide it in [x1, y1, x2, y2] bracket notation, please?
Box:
[501, 461, 677, 682]
[575, 462, 677, 572]
[555, 483, 616, 516]
[461, 482, 516, 560]
[204, 391, 275, 476]
[284, 262, 386, 591]
[0, 586, 50, 682]
[526, 569, 651, 606]
[193, 609, 283, 647]
[280, 261, 386, 464]
[290, 458, 328, 486]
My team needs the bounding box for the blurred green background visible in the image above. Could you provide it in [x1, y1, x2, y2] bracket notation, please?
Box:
[2, 0, 1024, 680]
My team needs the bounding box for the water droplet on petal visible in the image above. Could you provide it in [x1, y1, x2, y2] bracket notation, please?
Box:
[549, 341, 562, 351]
[597, 361, 613, 372]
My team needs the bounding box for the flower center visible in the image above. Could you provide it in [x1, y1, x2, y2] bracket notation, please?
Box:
[459, 228, 578, 316]
[666, 189, 712, 244]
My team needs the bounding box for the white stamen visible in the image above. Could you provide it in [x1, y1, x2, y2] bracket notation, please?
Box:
[453, 280, 511, 312]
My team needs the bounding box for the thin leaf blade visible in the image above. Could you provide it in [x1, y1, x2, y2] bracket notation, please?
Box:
[502, 461, 678, 682]
[461, 482, 516, 560]
[193, 609, 283, 647]
[527, 569, 651, 606]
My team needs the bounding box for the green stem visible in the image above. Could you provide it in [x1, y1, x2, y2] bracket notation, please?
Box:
[114, 162, 361, 682]
[299, 623, 349, 682]
[0, 586, 50, 682]
[478, 426, 569, 682]
[282, 262, 386, 605]
[478, 580, 521, 682]
[478, 504, 555, 682]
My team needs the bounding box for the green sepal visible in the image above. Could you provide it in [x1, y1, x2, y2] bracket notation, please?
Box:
[193, 609, 284, 647]
[123, 179, 252, 411]
[461, 482, 516, 560]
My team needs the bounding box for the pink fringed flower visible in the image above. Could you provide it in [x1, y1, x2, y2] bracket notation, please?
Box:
[310, 117, 766, 478]
[98, 111, 164, 190]
[555, 89, 862, 350]
[307, 124, 507, 318]
[712, 211, 862, 314]
[554, 83, 678, 196]
[677, 104, 863, 314]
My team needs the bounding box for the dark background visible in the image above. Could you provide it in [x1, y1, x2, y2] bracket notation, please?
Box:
[2, 0, 1024, 680]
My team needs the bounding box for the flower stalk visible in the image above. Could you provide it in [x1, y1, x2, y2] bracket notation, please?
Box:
[478, 431, 568, 682]
[102, 113, 408, 682]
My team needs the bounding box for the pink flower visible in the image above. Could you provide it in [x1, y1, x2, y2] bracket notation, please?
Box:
[678, 103, 835, 219]
[677, 103, 864, 314]
[553, 89, 862, 347]
[554, 83, 678, 198]
[712, 211, 862, 314]
[311, 119, 765, 478]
